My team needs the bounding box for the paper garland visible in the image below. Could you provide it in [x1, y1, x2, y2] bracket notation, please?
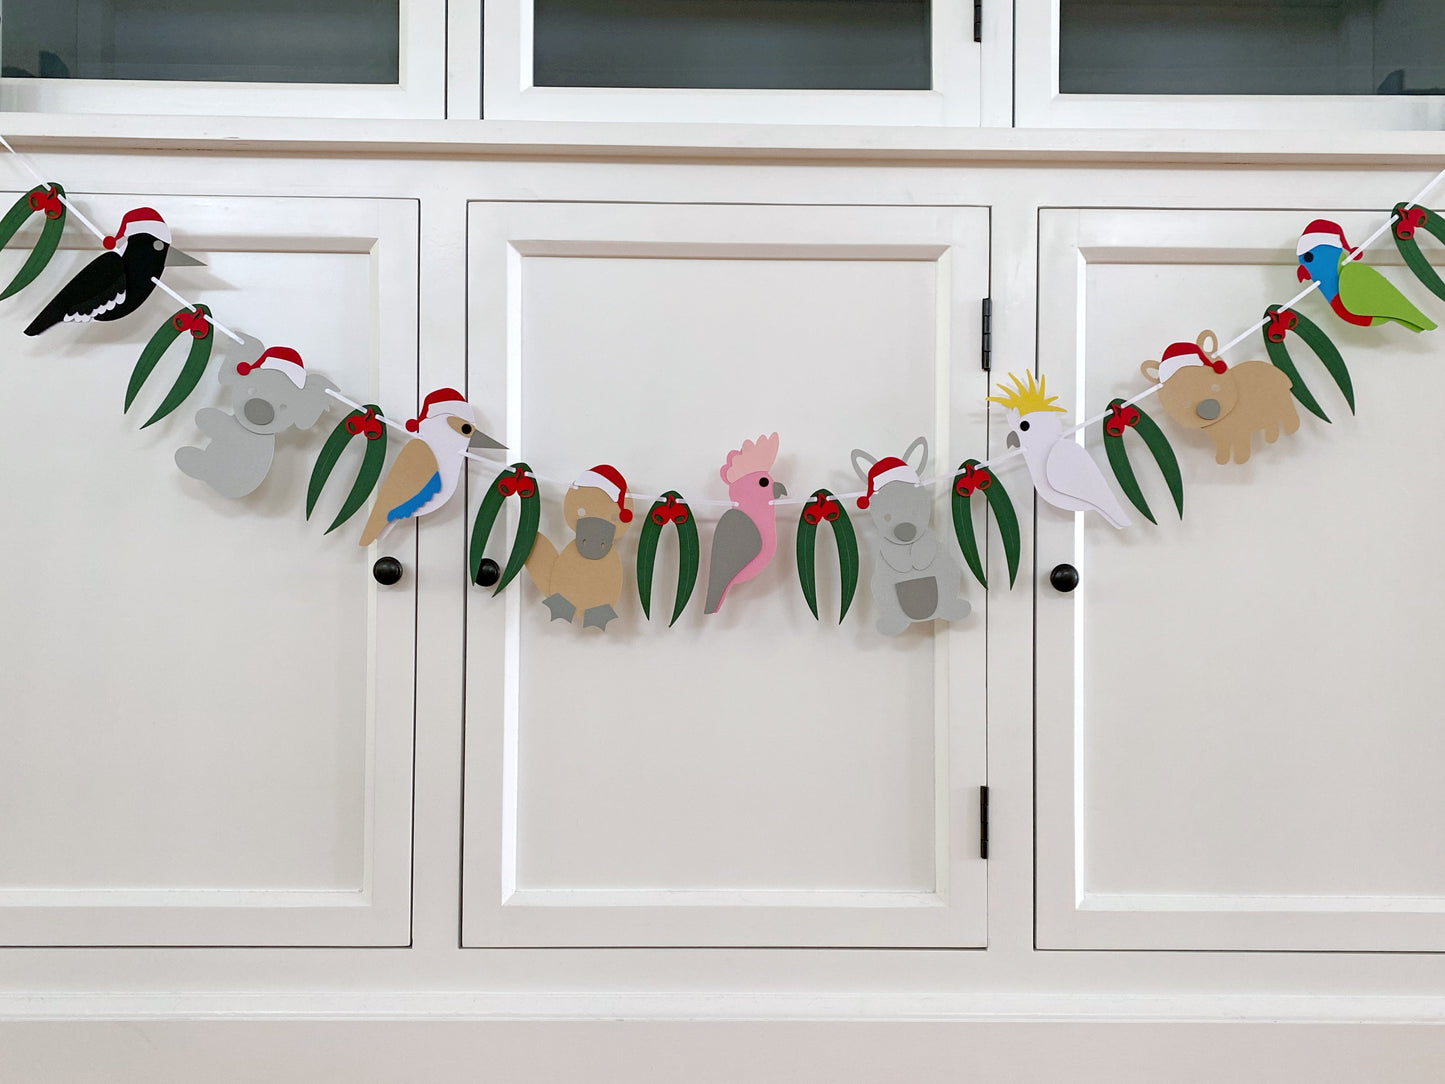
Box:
[636, 492, 700, 626]
[1100, 400, 1183, 524]
[469, 463, 541, 595]
[1261, 305, 1355, 423]
[951, 459, 1020, 589]
[796, 490, 859, 624]
[17, 160, 1445, 631]
[307, 405, 388, 534]
[124, 305, 214, 428]
[0, 183, 65, 300]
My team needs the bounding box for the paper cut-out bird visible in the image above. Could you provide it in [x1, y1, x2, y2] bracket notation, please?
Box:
[1296, 219, 1436, 333]
[357, 388, 504, 547]
[25, 207, 200, 336]
[989, 372, 1131, 530]
[704, 433, 787, 614]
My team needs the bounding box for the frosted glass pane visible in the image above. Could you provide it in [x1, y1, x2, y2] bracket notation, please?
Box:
[1060, 0, 1445, 97]
[2, 0, 400, 84]
[533, 0, 930, 90]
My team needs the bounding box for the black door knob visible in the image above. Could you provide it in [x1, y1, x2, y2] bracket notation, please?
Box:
[372, 556, 403, 586]
[473, 557, 501, 588]
[1049, 563, 1079, 593]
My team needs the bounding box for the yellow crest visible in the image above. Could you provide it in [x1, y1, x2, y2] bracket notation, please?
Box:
[986, 371, 1066, 416]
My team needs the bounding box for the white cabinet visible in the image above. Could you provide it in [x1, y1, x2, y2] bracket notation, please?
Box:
[0, 193, 419, 945]
[1016, 0, 1445, 129]
[461, 199, 991, 947]
[1035, 205, 1445, 950]
[481, 0, 986, 124]
[0, 0, 446, 118]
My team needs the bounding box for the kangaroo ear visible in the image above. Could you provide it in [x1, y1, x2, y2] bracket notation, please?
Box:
[850, 449, 876, 482]
[902, 436, 928, 475]
[1196, 329, 1219, 356]
[1140, 360, 1162, 385]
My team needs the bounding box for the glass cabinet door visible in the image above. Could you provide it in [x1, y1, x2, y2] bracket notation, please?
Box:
[1017, 0, 1445, 129]
[0, 0, 445, 118]
[483, 0, 983, 125]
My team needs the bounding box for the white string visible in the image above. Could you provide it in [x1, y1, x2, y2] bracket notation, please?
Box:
[0, 133, 107, 242]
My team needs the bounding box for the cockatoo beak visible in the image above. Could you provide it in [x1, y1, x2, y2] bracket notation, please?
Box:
[167, 248, 206, 267]
[1296, 264, 1311, 283]
[1006, 431, 1020, 449]
[469, 428, 506, 451]
[772, 481, 787, 499]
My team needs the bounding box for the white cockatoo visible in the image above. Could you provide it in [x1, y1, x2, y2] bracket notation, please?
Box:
[988, 372, 1131, 530]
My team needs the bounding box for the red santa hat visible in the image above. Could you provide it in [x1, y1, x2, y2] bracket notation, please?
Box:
[1157, 341, 1228, 385]
[857, 456, 918, 509]
[104, 206, 169, 250]
[406, 388, 470, 432]
[236, 345, 305, 389]
[1297, 218, 1351, 257]
[574, 464, 632, 523]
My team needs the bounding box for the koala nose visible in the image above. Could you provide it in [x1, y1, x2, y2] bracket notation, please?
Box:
[894, 522, 917, 543]
[1196, 398, 1221, 421]
[243, 398, 276, 426]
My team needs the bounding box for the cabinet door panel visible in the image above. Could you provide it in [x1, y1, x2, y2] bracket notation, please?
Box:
[0, 195, 418, 945]
[481, 0, 980, 124]
[1015, 0, 1445, 129]
[0, 0, 444, 118]
[1036, 207, 1445, 950]
[464, 201, 989, 947]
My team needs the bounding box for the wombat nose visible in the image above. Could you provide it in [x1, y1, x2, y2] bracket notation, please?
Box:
[894, 522, 917, 543]
[243, 398, 275, 426]
[1196, 398, 1221, 421]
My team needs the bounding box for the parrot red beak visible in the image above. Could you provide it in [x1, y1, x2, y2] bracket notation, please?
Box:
[1296, 264, 1311, 283]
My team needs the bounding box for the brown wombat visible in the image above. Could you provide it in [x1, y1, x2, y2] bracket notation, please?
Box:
[1142, 331, 1301, 466]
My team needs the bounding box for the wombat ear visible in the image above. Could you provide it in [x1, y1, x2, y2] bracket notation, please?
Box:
[902, 436, 928, 475]
[1140, 360, 1162, 384]
[849, 449, 876, 482]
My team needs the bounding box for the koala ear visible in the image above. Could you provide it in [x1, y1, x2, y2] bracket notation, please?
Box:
[902, 436, 928, 475]
[290, 378, 336, 430]
[850, 449, 876, 482]
[218, 360, 245, 387]
[1140, 360, 1162, 385]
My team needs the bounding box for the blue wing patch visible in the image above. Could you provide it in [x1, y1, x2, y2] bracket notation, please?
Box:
[388, 472, 441, 523]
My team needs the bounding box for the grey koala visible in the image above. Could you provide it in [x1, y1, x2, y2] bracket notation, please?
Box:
[852, 437, 972, 637]
[176, 341, 335, 499]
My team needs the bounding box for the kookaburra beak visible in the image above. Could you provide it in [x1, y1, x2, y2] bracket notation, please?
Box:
[166, 248, 206, 268]
[1006, 431, 1021, 449]
[469, 428, 506, 451]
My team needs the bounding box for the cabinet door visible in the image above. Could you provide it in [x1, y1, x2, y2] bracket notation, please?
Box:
[1016, 0, 1445, 129]
[481, 0, 980, 124]
[1036, 206, 1445, 950]
[0, 0, 444, 118]
[0, 194, 418, 946]
[463, 201, 990, 947]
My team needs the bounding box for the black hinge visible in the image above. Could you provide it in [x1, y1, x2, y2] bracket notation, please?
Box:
[980, 297, 992, 371]
[974, 0, 983, 43]
[979, 785, 990, 859]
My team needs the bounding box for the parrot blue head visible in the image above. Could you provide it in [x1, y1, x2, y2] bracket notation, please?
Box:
[1296, 219, 1351, 302]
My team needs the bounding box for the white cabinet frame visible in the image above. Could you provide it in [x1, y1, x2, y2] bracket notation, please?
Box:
[1034, 205, 1445, 952]
[462, 200, 991, 948]
[0, 0, 447, 119]
[481, 0, 985, 125]
[0, 195, 419, 947]
[1014, 0, 1445, 131]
